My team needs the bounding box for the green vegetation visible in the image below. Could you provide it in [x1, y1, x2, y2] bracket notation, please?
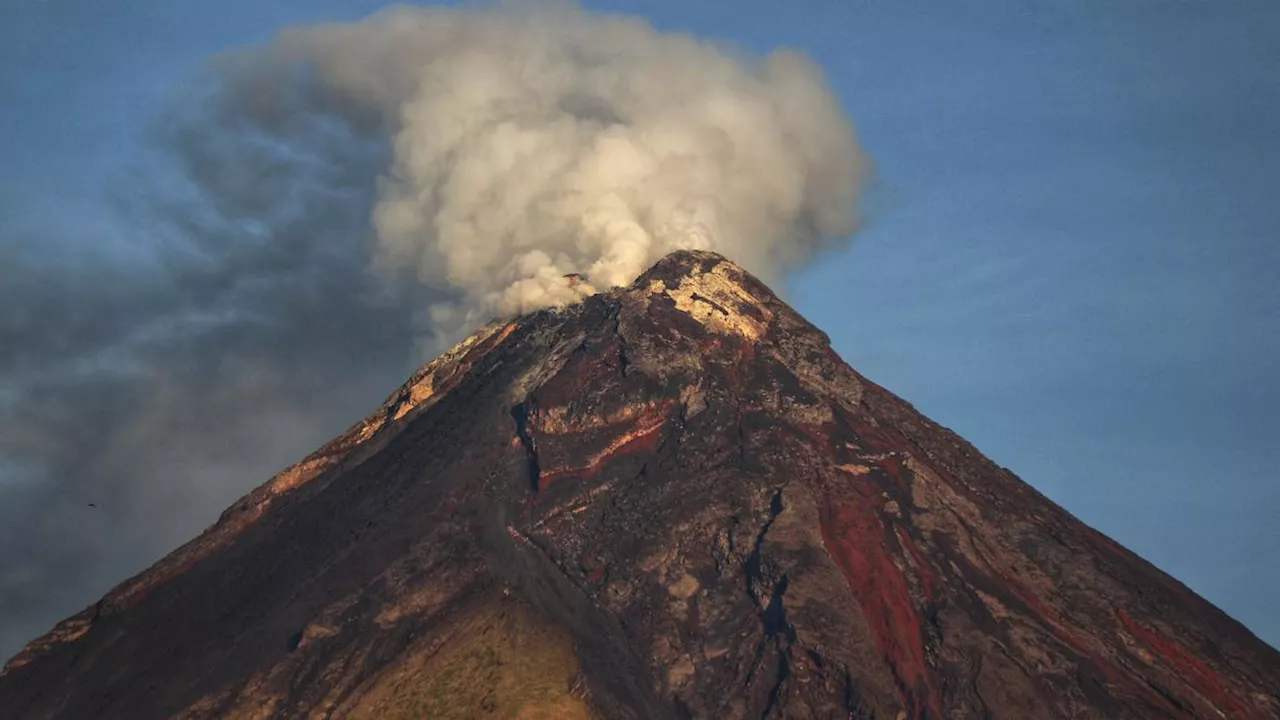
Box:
[350, 605, 594, 720]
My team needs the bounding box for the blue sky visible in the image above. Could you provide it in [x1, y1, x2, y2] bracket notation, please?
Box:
[2, 0, 1277, 652]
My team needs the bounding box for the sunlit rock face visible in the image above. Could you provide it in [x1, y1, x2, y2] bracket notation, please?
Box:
[3, 250, 1278, 719]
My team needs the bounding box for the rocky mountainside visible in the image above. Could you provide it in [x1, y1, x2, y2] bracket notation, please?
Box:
[2, 250, 1278, 719]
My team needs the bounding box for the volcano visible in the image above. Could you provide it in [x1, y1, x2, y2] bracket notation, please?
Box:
[2, 250, 1277, 719]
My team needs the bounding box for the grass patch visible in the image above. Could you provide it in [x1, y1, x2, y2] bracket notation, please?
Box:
[349, 604, 594, 720]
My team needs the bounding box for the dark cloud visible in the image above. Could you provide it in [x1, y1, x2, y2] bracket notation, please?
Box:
[0, 80, 422, 660]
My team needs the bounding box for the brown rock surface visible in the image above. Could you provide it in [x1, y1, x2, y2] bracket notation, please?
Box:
[2, 250, 1277, 719]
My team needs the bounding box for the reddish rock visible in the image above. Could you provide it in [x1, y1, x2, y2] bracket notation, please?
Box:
[1, 250, 1277, 719]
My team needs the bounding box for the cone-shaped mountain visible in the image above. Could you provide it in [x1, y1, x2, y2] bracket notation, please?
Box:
[3, 251, 1277, 719]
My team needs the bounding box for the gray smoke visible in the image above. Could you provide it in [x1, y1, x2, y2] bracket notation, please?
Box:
[0, 2, 867, 661]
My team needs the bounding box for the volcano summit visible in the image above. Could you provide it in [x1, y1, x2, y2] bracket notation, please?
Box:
[2, 251, 1277, 719]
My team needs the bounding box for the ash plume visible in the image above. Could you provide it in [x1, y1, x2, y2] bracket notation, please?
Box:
[0, 2, 867, 660]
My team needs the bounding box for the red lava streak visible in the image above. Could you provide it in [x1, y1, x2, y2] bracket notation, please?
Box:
[1117, 609, 1257, 718]
[819, 492, 942, 718]
[537, 408, 670, 490]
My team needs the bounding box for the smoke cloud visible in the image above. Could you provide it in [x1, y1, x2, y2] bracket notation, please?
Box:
[0, 2, 867, 660]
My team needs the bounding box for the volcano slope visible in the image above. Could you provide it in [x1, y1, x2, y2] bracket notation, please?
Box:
[2, 250, 1278, 719]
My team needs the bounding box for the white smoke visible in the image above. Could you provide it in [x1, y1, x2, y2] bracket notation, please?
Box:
[210, 1, 867, 349]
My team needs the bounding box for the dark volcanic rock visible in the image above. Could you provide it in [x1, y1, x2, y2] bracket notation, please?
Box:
[2, 250, 1278, 719]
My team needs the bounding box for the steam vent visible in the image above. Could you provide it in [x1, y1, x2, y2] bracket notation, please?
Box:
[2, 251, 1278, 719]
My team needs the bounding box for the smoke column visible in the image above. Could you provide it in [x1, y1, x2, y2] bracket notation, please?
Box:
[0, 2, 868, 660]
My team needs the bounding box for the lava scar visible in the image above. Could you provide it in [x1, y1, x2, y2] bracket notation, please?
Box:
[818, 482, 943, 719]
[536, 402, 674, 491]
